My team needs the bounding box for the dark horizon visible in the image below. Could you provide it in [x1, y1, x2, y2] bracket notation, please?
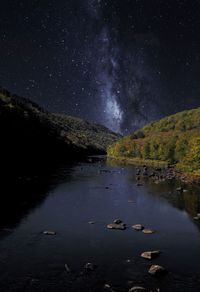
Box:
[1, 0, 200, 133]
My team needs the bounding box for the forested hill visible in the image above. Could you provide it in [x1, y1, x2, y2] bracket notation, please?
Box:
[0, 87, 120, 165]
[108, 107, 200, 175]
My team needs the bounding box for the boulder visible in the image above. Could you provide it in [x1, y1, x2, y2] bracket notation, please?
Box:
[148, 264, 166, 276]
[132, 224, 144, 231]
[141, 250, 160, 260]
[107, 223, 126, 230]
[142, 229, 155, 234]
[114, 219, 123, 224]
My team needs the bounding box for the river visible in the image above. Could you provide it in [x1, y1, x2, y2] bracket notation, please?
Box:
[0, 156, 200, 291]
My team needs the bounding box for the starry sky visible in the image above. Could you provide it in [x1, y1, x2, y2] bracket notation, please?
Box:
[0, 0, 200, 133]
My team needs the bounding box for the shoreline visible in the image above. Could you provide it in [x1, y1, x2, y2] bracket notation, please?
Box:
[107, 156, 200, 185]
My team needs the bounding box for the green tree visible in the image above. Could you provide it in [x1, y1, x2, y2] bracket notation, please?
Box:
[144, 142, 150, 159]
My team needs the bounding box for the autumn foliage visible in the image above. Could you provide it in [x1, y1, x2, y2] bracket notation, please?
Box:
[108, 107, 200, 174]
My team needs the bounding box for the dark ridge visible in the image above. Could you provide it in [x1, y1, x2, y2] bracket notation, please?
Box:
[0, 87, 120, 177]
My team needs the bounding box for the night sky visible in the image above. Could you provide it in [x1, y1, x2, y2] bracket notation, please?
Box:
[1, 0, 200, 133]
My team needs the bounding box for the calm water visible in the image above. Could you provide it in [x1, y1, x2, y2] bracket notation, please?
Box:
[1, 156, 200, 291]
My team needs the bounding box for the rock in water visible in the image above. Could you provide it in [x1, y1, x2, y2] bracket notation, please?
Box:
[84, 262, 97, 271]
[141, 250, 160, 260]
[104, 284, 112, 289]
[113, 219, 122, 224]
[132, 224, 144, 231]
[88, 221, 96, 224]
[107, 223, 126, 230]
[43, 230, 56, 235]
[64, 263, 71, 273]
[143, 167, 148, 176]
[107, 219, 126, 230]
[148, 264, 166, 276]
[176, 187, 183, 193]
[129, 287, 146, 292]
[142, 229, 155, 234]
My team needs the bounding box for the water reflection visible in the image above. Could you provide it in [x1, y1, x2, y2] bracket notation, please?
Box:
[146, 180, 200, 218]
[107, 158, 200, 220]
[0, 161, 75, 233]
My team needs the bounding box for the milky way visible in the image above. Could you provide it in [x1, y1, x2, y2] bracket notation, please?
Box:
[86, 0, 162, 133]
[1, 0, 200, 134]
[85, 0, 123, 132]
